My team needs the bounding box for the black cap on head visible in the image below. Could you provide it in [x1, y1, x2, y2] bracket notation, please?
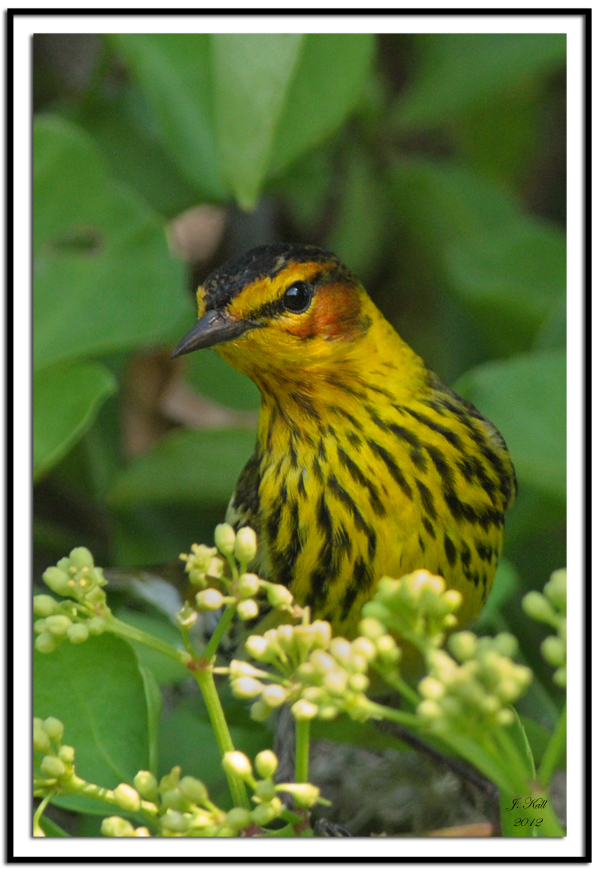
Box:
[201, 243, 338, 311]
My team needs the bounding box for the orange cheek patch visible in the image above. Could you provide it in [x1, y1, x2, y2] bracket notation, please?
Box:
[313, 283, 364, 341]
[284, 283, 363, 342]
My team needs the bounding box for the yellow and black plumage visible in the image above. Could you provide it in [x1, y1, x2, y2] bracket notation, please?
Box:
[173, 243, 517, 641]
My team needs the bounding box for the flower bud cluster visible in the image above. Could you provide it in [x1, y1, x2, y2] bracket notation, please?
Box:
[522, 569, 566, 687]
[416, 631, 532, 735]
[179, 544, 224, 589]
[34, 716, 76, 786]
[222, 749, 323, 818]
[362, 570, 462, 651]
[181, 525, 296, 625]
[101, 765, 240, 837]
[35, 549, 109, 654]
[232, 620, 376, 724]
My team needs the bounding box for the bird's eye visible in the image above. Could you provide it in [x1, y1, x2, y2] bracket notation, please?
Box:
[282, 281, 313, 313]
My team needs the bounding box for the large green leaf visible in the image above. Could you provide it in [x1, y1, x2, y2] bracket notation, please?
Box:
[455, 350, 566, 501]
[109, 427, 256, 507]
[184, 346, 260, 412]
[74, 80, 200, 218]
[33, 360, 117, 481]
[445, 218, 565, 355]
[212, 33, 304, 210]
[326, 147, 388, 280]
[34, 634, 151, 814]
[395, 33, 566, 130]
[391, 159, 519, 254]
[111, 34, 373, 210]
[110, 34, 226, 201]
[269, 34, 375, 176]
[451, 80, 544, 186]
[34, 115, 189, 372]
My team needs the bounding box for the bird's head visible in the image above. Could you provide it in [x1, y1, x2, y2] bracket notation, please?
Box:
[172, 244, 376, 381]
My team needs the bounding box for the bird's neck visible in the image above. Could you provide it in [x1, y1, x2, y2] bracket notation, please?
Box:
[254, 309, 430, 458]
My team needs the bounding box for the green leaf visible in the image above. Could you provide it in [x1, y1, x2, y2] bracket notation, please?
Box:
[311, 717, 408, 753]
[111, 504, 225, 568]
[184, 349, 260, 412]
[38, 815, 71, 837]
[269, 34, 375, 176]
[34, 634, 150, 814]
[109, 427, 256, 507]
[33, 360, 117, 481]
[110, 34, 226, 201]
[74, 80, 200, 218]
[391, 159, 519, 254]
[455, 350, 566, 502]
[115, 608, 189, 686]
[34, 115, 189, 371]
[138, 664, 162, 776]
[451, 81, 543, 186]
[445, 218, 565, 355]
[395, 33, 566, 130]
[535, 295, 566, 350]
[212, 33, 304, 209]
[326, 147, 388, 280]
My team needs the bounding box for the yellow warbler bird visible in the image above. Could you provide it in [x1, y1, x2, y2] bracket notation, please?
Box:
[172, 243, 517, 640]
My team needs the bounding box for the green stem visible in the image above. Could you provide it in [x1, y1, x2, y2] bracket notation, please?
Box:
[105, 615, 191, 666]
[494, 725, 533, 788]
[194, 667, 250, 810]
[202, 603, 237, 663]
[537, 703, 566, 788]
[33, 790, 55, 836]
[373, 665, 420, 707]
[295, 719, 311, 784]
[365, 699, 423, 730]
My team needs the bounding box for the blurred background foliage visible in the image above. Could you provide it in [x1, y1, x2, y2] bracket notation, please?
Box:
[33, 31, 566, 825]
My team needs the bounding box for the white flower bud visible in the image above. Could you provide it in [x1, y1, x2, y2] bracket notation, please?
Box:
[234, 527, 257, 565]
[134, 770, 158, 800]
[522, 591, 555, 624]
[44, 615, 73, 637]
[42, 567, 71, 596]
[291, 699, 318, 721]
[67, 623, 89, 644]
[226, 807, 252, 831]
[58, 745, 75, 764]
[231, 677, 264, 699]
[254, 750, 278, 779]
[214, 523, 236, 556]
[267, 584, 294, 609]
[35, 632, 58, 654]
[222, 751, 253, 781]
[237, 598, 259, 621]
[195, 588, 223, 611]
[113, 783, 141, 813]
[237, 573, 260, 599]
[69, 547, 95, 570]
[279, 782, 321, 808]
[262, 684, 288, 707]
[42, 717, 64, 742]
[101, 816, 135, 837]
[33, 595, 59, 617]
[40, 755, 66, 779]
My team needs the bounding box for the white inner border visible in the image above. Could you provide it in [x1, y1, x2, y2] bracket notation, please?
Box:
[12, 5, 585, 864]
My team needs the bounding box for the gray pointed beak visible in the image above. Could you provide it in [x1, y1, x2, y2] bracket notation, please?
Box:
[171, 309, 255, 359]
